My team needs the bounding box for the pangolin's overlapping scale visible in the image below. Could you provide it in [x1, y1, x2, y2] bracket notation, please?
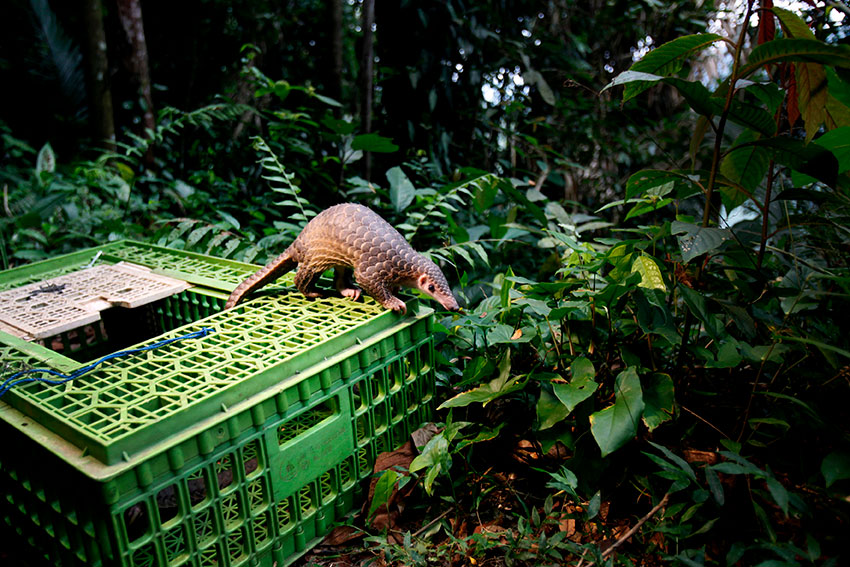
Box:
[226, 202, 456, 310]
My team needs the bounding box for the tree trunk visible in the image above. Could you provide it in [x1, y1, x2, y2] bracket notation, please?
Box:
[82, 0, 115, 148]
[329, 0, 344, 103]
[116, 0, 155, 138]
[360, 0, 375, 180]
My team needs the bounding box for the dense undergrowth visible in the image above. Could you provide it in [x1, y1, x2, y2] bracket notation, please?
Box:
[1, 4, 849, 567]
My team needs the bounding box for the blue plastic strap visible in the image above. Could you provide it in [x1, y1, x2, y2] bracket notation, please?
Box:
[0, 327, 215, 398]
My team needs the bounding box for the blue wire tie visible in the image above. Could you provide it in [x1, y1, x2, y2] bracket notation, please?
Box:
[0, 327, 215, 398]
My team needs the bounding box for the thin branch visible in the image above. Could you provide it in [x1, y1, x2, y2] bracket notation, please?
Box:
[703, 0, 755, 228]
[582, 493, 670, 567]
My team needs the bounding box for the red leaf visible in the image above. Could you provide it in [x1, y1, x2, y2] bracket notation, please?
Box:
[785, 64, 800, 128]
[758, 1, 775, 45]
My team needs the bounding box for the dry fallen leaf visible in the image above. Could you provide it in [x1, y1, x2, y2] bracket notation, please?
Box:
[683, 449, 719, 465]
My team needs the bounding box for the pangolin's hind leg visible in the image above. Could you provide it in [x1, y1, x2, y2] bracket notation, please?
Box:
[293, 265, 326, 299]
[334, 268, 361, 301]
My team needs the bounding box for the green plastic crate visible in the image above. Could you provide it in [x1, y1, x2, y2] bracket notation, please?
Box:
[0, 241, 437, 567]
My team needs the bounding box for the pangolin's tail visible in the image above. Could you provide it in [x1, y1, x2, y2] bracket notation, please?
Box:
[225, 247, 297, 309]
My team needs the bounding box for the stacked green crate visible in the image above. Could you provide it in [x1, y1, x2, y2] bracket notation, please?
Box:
[0, 241, 437, 567]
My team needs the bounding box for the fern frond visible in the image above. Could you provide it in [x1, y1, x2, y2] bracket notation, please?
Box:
[152, 217, 262, 262]
[428, 240, 490, 270]
[252, 136, 316, 228]
[404, 173, 495, 242]
[30, 0, 86, 116]
[124, 103, 255, 158]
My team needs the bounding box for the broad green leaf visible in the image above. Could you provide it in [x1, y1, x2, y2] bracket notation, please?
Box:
[815, 126, 850, 173]
[665, 78, 776, 136]
[678, 285, 724, 341]
[438, 351, 523, 408]
[663, 77, 717, 117]
[765, 475, 789, 516]
[624, 197, 673, 221]
[625, 169, 704, 200]
[827, 67, 850, 108]
[623, 34, 722, 102]
[601, 70, 663, 95]
[352, 133, 399, 153]
[587, 491, 602, 520]
[705, 466, 725, 505]
[633, 288, 681, 345]
[552, 375, 598, 415]
[589, 367, 645, 457]
[537, 387, 569, 430]
[738, 80, 785, 115]
[671, 221, 732, 263]
[410, 433, 450, 495]
[727, 98, 778, 136]
[631, 255, 666, 291]
[642, 373, 675, 431]
[740, 39, 850, 78]
[825, 94, 850, 130]
[707, 340, 743, 368]
[552, 356, 598, 414]
[821, 451, 850, 487]
[711, 462, 748, 475]
[773, 7, 816, 40]
[721, 130, 769, 193]
[739, 136, 840, 188]
[387, 166, 415, 211]
[367, 469, 399, 520]
[455, 423, 506, 452]
[571, 356, 595, 382]
[690, 115, 711, 166]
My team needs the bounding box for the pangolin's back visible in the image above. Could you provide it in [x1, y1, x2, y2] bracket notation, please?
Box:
[292, 203, 421, 278]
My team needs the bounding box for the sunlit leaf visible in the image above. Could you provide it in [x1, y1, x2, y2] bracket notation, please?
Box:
[622, 34, 722, 101]
[631, 255, 666, 291]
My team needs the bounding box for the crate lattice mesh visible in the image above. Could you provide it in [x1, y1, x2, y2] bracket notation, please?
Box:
[104, 242, 258, 285]
[7, 294, 384, 445]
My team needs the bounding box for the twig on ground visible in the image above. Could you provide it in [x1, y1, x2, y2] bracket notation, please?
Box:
[581, 492, 670, 567]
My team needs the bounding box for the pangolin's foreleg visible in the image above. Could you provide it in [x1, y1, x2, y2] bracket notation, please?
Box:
[356, 270, 406, 314]
[334, 268, 361, 301]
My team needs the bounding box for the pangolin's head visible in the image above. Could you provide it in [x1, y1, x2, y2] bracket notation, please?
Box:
[413, 258, 460, 312]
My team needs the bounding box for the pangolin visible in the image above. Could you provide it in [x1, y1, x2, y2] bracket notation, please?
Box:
[224, 203, 459, 314]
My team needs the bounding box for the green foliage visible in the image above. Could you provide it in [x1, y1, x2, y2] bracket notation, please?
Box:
[3, 2, 849, 565]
